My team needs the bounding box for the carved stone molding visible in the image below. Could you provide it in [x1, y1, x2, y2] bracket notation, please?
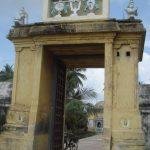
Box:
[15, 43, 43, 53]
[120, 118, 130, 128]
[15, 47, 24, 52]
[114, 40, 139, 51]
[8, 20, 145, 39]
[31, 44, 43, 51]
[5, 104, 30, 133]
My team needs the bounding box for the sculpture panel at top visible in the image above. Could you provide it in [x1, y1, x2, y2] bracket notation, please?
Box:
[43, 0, 110, 22]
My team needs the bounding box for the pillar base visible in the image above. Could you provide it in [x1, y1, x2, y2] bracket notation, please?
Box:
[112, 139, 145, 150]
[99, 138, 145, 150]
[102, 129, 145, 150]
[0, 132, 33, 150]
[101, 128, 112, 150]
[112, 131, 145, 150]
[0, 131, 49, 150]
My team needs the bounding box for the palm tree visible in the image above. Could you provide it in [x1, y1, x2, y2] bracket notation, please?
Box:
[66, 68, 97, 102]
[65, 100, 87, 131]
[84, 102, 102, 116]
[0, 64, 14, 82]
[71, 88, 97, 101]
[66, 68, 87, 99]
[65, 68, 99, 132]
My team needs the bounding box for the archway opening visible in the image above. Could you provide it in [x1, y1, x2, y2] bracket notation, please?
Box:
[44, 43, 105, 149]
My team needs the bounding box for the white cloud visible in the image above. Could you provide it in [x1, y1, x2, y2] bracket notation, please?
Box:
[145, 29, 150, 49]
[139, 52, 150, 83]
[83, 69, 104, 103]
[145, 40, 150, 48]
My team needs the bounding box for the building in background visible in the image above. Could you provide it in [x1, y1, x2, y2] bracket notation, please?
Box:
[139, 84, 150, 148]
[0, 82, 12, 131]
[88, 101, 104, 133]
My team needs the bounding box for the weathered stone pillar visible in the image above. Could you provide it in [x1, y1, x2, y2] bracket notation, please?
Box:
[111, 42, 145, 150]
[103, 42, 113, 150]
[0, 43, 52, 150]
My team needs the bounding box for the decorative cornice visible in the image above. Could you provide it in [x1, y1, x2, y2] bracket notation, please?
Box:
[114, 42, 139, 50]
[7, 19, 145, 40]
[8, 19, 145, 61]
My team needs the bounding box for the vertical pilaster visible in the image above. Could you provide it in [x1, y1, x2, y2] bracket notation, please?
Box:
[11, 47, 23, 105]
[103, 0, 110, 18]
[28, 44, 43, 136]
[103, 42, 113, 150]
[0, 43, 44, 150]
[42, 0, 50, 20]
[111, 43, 145, 150]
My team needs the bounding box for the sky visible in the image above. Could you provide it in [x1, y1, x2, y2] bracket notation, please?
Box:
[0, 0, 150, 102]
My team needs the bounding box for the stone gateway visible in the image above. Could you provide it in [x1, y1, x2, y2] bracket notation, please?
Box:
[0, 0, 147, 150]
[0, 19, 146, 150]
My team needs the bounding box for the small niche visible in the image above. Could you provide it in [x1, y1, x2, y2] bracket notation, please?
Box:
[117, 52, 120, 57]
[126, 51, 131, 57]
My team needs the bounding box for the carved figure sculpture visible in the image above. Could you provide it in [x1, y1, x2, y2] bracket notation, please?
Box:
[86, 0, 96, 16]
[54, 0, 65, 18]
[14, 7, 28, 25]
[125, 0, 138, 19]
[69, 0, 81, 16]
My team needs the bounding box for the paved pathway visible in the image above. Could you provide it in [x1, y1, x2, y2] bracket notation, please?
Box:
[78, 135, 103, 150]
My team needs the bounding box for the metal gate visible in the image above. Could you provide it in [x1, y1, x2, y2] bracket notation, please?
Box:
[50, 57, 66, 150]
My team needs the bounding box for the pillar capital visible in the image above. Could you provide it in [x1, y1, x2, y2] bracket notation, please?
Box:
[15, 43, 43, 53]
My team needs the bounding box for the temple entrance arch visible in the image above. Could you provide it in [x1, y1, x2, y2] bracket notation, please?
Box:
[0, 20, 146, 150]
[45, 43, 105, 149]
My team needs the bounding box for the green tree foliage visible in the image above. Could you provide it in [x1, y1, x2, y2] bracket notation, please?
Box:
[65, 100, 87, 132]
[66, 68, 87, 99]
[71, 88, 97, 100]
[65, 100, 101, 133]
[0, 64, 14, 82]
[66, 68, 97, 101]
[65, 68, 99, 133]
[84, 102, 102, 116]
